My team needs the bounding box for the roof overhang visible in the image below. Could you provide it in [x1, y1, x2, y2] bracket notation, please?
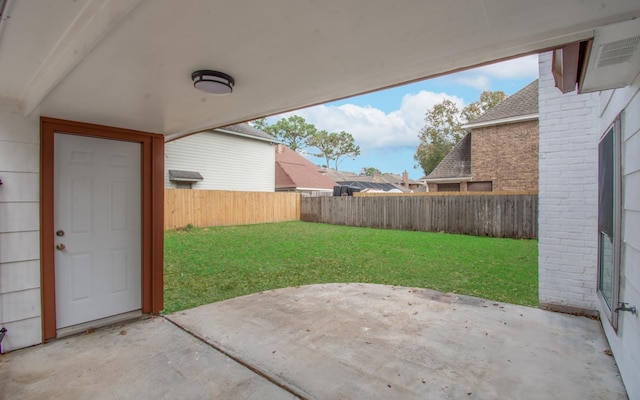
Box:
[462, 114, 539, 130]
[424, 177, 473, 183]
[168, 170, 204, 182]
[211, 128, 277, 144]
[552, 18, 640, 94]
[1, 1, 639, 139]
[292, 187, 333, 192]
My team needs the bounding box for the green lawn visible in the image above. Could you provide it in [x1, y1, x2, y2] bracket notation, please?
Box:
[163, 221, 538, 314]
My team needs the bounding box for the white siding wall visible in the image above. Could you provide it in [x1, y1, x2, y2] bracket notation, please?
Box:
[538, 52, 600, 314]
[0, 105, 42, 352]
[165, 131, 275, 192]
[596, 74, 640, 400]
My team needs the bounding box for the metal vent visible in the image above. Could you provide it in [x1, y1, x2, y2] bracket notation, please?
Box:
[597, 35, 640, 68]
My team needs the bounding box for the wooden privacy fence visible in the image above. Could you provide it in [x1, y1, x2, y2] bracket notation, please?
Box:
[301, 194, 538, 239]
[165, 189, 300, 230]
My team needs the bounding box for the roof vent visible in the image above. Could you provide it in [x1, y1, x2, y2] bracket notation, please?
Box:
[596, 35, 640, 68]
[579, 19, 640, 93]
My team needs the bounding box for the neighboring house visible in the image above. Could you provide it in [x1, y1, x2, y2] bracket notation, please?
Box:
[322, 169, 426, 192]
[425, 80, 539, 192]
[274, 144, 336, 193]
[165, 123, 276, 192]
[385, 171, 425, 191]
[333, 181, 403, 193]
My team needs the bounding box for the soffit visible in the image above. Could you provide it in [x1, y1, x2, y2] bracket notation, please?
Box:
[0, 0, 639, 138]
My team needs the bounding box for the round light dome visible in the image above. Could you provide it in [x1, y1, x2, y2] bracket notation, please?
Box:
[191, 70, 235, 95]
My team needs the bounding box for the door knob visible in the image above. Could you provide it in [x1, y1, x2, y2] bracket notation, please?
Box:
[56, 243, 66, 251]
[56, 230, 65, 237]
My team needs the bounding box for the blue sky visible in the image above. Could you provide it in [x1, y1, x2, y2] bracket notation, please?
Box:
[263, 55, 540, 179]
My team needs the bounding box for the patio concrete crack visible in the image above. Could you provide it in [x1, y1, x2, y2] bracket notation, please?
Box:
[164, 316, 309, 400]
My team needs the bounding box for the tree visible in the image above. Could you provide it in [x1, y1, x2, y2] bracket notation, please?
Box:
[251, 117, 269, 131]
[308, 130, 361, 170]
[413, 99, 463, 175]
[330, 131, 361, 170]
[361, 167, 381, 176]
[461, 90, 507, 122]
[252, 115, 361, 169]
[413, 91, 507, 176]
[257, 115, 317, 151]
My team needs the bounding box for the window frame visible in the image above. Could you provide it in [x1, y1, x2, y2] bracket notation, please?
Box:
[437, 182, 461, 192]
[467, 181, 493, 192]
[596, 116, 622, 330]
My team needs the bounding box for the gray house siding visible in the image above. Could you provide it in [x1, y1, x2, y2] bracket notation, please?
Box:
[165, 131, 275, 192]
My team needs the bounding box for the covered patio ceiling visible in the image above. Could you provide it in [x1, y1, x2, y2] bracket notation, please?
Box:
[0, 0, 639, 140]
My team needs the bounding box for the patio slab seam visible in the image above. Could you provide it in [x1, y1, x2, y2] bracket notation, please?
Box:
[163, 316, 308, 400]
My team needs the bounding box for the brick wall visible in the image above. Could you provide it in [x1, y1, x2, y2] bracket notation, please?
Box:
[538, 52, 600, 314]
[471, 120, 538, 192]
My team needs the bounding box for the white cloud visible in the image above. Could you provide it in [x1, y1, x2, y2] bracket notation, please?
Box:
[454, 75, 491, 90]
[267, 55, 538, 154]
[475, 54, 539, 79]
[454, 54, 538, 89]
[281, 91, 463, 151]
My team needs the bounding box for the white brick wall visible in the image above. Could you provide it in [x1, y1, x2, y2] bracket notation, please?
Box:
[538, 52, 600, 314]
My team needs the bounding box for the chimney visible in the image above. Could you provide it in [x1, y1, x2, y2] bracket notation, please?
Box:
[275, 144, 285, 154]
[373, 170, 382, 183]
[402, 170, 409, 186]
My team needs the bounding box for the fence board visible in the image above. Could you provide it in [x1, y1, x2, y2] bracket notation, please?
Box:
[165, 189, 300, 230]
[300, 194, 538, 239]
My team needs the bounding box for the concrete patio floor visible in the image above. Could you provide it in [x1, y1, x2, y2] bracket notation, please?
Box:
[0, 283, 628, 399]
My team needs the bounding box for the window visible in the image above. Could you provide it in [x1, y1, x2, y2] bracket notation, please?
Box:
[598, 117, 621, 326]
[437, 183, 460, 192]
[467, 181, 493, 192]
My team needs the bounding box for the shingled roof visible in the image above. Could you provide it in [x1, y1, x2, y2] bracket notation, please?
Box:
[275, 145, 336, 190]
[322, 169, 420, 186]
[217, 123, 276, 141]
[465, 80, 539, 127]
[425, 133, 471, 179]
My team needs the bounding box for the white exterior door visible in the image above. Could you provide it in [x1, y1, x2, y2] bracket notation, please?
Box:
[54, 133, 142, 329]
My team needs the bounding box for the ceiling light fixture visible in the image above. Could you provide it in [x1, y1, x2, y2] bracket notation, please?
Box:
[191, 70, 235, 95]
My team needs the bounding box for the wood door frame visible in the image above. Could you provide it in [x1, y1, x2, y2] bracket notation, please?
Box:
[40, 117, 164, 340]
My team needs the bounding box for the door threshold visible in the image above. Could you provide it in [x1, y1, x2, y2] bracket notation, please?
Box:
[56, 310, 143, 338]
